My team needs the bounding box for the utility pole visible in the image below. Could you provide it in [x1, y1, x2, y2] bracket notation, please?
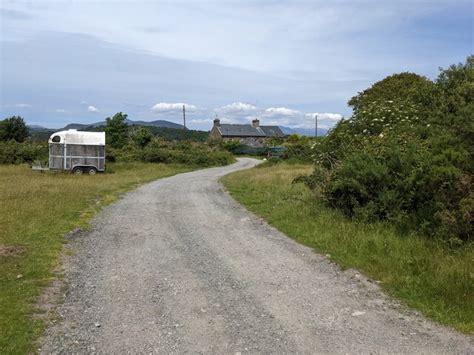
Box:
[315, 114, 318, 137]
[183, 104, 186, 130]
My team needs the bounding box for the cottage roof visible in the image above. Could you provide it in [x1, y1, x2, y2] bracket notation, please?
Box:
[218, 124, 285, 138]
[260, 126, 285, 137]
[218, 124, 266, 137]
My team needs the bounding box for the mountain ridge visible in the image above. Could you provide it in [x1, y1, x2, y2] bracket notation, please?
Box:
[63, 119, 184, 130]
[280, 126, 328, 137]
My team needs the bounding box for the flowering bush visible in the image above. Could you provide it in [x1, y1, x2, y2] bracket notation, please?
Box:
[303, 57, 473, 243]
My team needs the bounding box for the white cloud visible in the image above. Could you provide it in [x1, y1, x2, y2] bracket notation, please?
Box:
[204, 104, 343, 130]
[87, 105, 99, 113]
[264, 107, 301, 116]
[219, 117, 245, 124]
[0, 103, 32, 109]
[190, 118, 213, 124]
[306, 112, 343, 121]
[151, 102, 196, 112]
[218, 102, 257, 113]
[8, 1, 457, 74]
[56, 108, 67, 113]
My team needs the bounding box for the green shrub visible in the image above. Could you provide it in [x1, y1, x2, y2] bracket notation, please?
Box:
[283, 140, 314, 162]
[302, 56, 473, 243]
[0, 141, 48, 164]
[129, 127, 153, 148]
[115, 138, 234, 167]
[221, 140, 242, 153]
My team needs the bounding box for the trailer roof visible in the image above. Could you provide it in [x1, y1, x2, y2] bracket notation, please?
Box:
[49, 129, 106, 145]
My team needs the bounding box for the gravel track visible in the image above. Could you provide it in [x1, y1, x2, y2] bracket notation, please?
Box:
[41, 158, 473, 354]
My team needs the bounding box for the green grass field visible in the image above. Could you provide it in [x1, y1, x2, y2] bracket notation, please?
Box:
[222, 162, 474, 334]
[0, 163, 195, 354]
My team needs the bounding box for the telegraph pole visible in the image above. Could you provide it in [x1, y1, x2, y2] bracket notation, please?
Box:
[315, 114, 318, 137]
[183, 104, 186, 130]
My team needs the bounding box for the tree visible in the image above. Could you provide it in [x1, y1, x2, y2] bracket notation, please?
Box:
[0, 116, 29, 142]
[436, 55, 474, 115]
[105, 112, 129, 148]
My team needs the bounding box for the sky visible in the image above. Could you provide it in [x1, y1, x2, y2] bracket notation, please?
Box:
[0, 1, 472, 130]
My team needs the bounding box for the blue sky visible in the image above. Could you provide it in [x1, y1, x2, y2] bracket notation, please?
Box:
[0, 1, 472, 130]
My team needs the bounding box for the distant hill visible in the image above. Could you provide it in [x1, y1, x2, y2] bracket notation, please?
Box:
[130, 120, 183, 129]
[280, 126, 328, 137]
[28, 120, 207, 142]
[63, 119, 183, 130]
[28, 125, 52, 132]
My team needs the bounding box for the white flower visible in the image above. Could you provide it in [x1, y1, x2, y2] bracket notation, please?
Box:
[379, 133, 384, 138]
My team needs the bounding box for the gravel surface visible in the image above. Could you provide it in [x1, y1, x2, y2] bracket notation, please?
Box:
[40, 158, 473, 354]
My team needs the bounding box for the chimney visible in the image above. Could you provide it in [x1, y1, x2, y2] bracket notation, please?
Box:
[252, 118, 260, 128]
[213, 118, 220, 127]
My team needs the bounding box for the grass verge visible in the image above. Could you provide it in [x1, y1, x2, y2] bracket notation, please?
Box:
[221, 162, 473, 334]
[0, 162, 195, 354]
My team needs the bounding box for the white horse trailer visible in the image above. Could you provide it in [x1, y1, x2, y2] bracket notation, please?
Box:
[48, 129, 106, 175]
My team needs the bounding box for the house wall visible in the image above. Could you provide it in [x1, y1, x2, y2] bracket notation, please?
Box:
[222, 137, 268, 147]
[208, 126, 222, 141]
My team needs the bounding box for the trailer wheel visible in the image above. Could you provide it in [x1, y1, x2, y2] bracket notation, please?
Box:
[72, 167, 83, 175]
[87, 167, 97, 176]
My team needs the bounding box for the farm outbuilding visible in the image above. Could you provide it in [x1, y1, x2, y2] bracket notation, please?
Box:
[48, 129, 106, 175]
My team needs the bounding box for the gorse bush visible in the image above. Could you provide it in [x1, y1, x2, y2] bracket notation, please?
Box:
[0, 140, 48, 164]
[109, 138, 234, 167]
[0, 116, 46, 165]
[283, 135, 317, 162]
[143, 140, 233, 166]
[304, 56, 473, 243]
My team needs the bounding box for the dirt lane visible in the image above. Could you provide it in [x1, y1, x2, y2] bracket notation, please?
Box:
[41, 158, 472, 354]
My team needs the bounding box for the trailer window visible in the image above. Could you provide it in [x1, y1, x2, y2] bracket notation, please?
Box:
[52, 135, 61, 143]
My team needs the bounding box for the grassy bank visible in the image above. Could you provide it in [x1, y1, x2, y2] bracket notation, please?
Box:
[0, 163, 195, 354]
[221, 162, 473, 333]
